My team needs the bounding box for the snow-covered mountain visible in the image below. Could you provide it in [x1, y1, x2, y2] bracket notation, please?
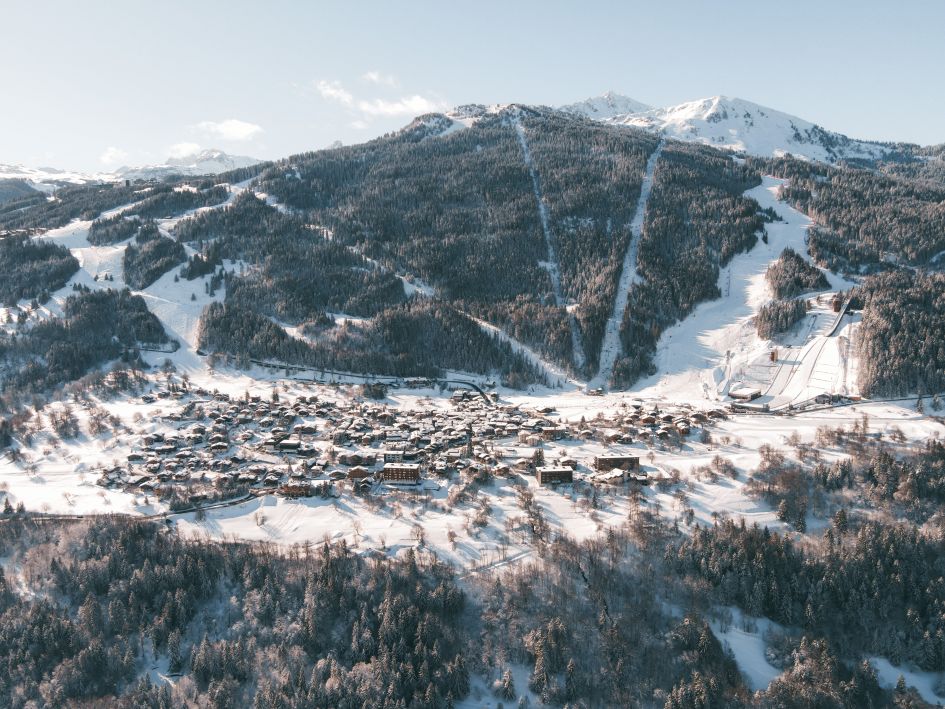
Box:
[0, 149, 261, 195]
[602, 95, 895, 163]
[559, 91, 652, 120]
[0, 162, 112, 192]
[117, 149, 260, 180]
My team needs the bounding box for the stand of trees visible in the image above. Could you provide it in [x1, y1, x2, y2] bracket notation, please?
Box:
[854, 270, 945, 397]
[0, 182, 144, 231]
[0, 235, 78, 305]
[0, 517, 468, 708]
[122, 223, 186, 290]
[0, 505, 927, 707]
[766, 247, 830, 299]
[196, 300, 545, 387]
[88, 214, 143, 245]
[0, 288, 169, 395]
[176, 192, 406, 322]
[129, 184, 230, 220]
[762, 156, 945, 271]
[756, 299, 807, 339]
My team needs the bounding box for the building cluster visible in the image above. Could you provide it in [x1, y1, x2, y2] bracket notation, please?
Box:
[94, 383, 729, 507]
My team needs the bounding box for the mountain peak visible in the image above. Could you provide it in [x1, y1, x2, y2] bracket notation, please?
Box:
[559, 92, 652, 120]
[607, 95, 894, 163]
[118, 149, 260, 180]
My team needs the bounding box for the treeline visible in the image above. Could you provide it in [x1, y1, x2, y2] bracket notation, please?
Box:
[122, 223, 185, 289]
[0, 181, 145, 231]
[614, 141, 767, 385]
[0, 509, 923, 706]
[854, 269, 945, 397]
[129, 183, 230, 220]
[0, 517, 468, 708]
[197, 300, 545, 387]
[671, 515, 945, 674]
[761, 156, 945, 271]
[88, 213, 143, 245]
[176, 192, 406, 322]
[0, 234, 78, 305]
[765, 247, 830, 299]
[0, 288, 169, 395]
[756, 299, 807, 339]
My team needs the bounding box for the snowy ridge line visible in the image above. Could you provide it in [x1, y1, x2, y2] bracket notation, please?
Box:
[511, 115, 587, 371]
[591, 139, 664, 389]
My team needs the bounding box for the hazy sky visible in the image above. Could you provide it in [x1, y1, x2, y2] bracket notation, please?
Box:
[2, 0, 943, 172]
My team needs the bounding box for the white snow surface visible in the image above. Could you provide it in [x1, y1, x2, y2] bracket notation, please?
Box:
[606, 95, 896, 163]
[710, 608, 783, 691]
[559, 91, 652, 120]
[870, 656, 945, 704]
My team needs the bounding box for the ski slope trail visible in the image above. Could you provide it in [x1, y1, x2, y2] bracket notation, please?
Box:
[512, 116, 587, 372]
[590, 139, 664, 389]
[467, 314, 577, 389]
[629, 174, 856, 403]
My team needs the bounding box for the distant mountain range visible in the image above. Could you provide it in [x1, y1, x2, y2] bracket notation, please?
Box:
[0, 149, 261, 201]
[2, 93, 934, 197]
[116, 149, 261, 181]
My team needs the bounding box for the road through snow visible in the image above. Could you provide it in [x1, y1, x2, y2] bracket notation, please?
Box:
[590, 140, 664, 389]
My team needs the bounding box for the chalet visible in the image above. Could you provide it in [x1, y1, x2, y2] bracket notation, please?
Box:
[535, 466, 573, 485]
[594, 454, 640, 472]
[347, 466, 372, 480]
[540, 425, 566, 441]
[381, 462, 421, 484]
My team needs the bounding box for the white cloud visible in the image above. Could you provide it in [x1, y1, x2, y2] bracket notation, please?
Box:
[168, 142, 202, 160]
[99, 146, 129, 166]
[315, 79, 354, 107]
[315, 77, 449, 122]
[195, 119, 263, 142]
[361, 71, 399, 88]
[357, 95, 448, 117]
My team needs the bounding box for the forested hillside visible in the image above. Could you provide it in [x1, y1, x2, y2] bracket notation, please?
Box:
[0, 234, 78, 305]
[176, 192, 405, 322]
[614, 141, 767, 385]
[0, 288, 170, 397]
[853, 270, 945, 397]
[254, 107, 660, 375]
[763, 156, 945, 272]
[0, 494, 933, 706]
[197, 300, 545, 386]
[0, 181, 144, 231]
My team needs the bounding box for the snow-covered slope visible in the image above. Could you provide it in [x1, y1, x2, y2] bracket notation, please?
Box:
[559, 91, 652, 120]
[117, 149, 260, 180]
[607, 95, 895, 162]
[0, 163, 113, 192]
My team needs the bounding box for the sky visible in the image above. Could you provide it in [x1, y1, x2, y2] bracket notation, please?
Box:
[2, 0, 943, 172]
